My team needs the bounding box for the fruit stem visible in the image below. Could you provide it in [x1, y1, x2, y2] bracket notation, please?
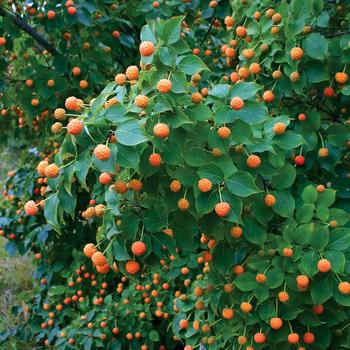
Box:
[318, 132, 325, 148]
[218, 184, 223, 202]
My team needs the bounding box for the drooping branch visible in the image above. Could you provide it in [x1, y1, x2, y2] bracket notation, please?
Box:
[0, 6, 60, 56]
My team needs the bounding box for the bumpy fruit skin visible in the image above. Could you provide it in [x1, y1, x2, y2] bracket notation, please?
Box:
[99, 172, 112, 185]
[256, 273, 267, 283]
[198, 178, 212, 192]
[149, 153, 162, 167]
[54, 108, 66, 120]
[131, 241, 146, 256]
[317, 258, 331, 272]
[278, 291, 289, 302]
[296, 275, 309, 289]
[45, 164, 60, 178]
[217, 126, 231, 139]
[139, 41, 155, 56]
[263, 90, 275, 103]
[91, 252, 107, 266]
[37, 160, 48, 176]
[264, 194, 276, 207]
[134, 95, 149, 108]
[128, 179, 143, 192]
[94, 145, 111, 161]
[96, 264, 110, 274]
[179, 319, 189, 329]
[25, 200, 38, 216]
[247, 154, 261, 168]
[294, 155, 305, 166]
[254, 332, 266, 344]
[318, 147, 329, 158]
[153, 123, 170, 138]
[230, 226, 243, 238]
[323, 86, 334, 97]
[114, 181, 128, 194]
[303, 332, 315, 344]
[290, 47, 304, 60]
[283, 247, 293, 257]
[335, 72, 348, 84]
[288, 333, 299, 344]
[67, 118, 83, 135]
[125, 260, 140, 275]
[338, 281, 350, 294]
[273, 122, 286, 135]
[115, 73, 126, 85]
[83, 243, 97, 258]
[230, 96, 244, 110]
[270, 317, 283, 329]
[191, 92, 202, 104]
[170, 180, 181, 192]
[51, 122, 62, 134]
[65, 96, 80, 111]
[178, 198, 190, 211]
[126, 66, 139, 80]
[215, 202, 231, 217]
[157, 79, 172, 93]
[236, 26, 247, 37]
[222, 308, 234, 319]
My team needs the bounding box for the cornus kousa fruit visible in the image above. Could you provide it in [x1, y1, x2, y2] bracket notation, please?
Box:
[125, 260, 140, 275]
[230, 96, 244, 110]
[139, 41, 155, 56]
[153, 123, 169, 138]
[24, 200, 38, 216]
[94, 145, 111, 161]
[67, 118, 83, 135]
[198, 178, 212, 192]
[157, 79, 172, 93]
[215, 202, 231, 217]
[131, 241, 146, 256]
[45, 164, 59, 178]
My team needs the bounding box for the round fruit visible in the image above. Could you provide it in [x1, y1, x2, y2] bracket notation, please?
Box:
[198, 178, 212, 192]
[288, 333, 299, 344]
[294, 155, 305, 166]
[149, 153, 162, 167]
[222, 308, 234, 319]
[270, 317, 283, 329]
[254, 332, 266, 344]
[264, 194, 276, 207]
[303, 332, 315, 344]
[230, 226, 243, 238]
[273, 122, 286, 135]
[139, 41, 155, 56]
[157, 79, 172, 93]
[125, 260, 140, 274]
[134, 95, 149, 108]
[45, 164, 60, 178]
[317, 258, 331, 272]
[338, 281, 350, 294]
[24, 200, 38, 216]
[230, 96, 244, 110]
[217, 126, 231, 139]
[153, 123, 170, 138]
[131, 241, 147, 256]
[290, 47, 304, 61]
[94, 145, 111, 161]
[91, 252, 107, 266]
[247, 154, 261, 168]
[67, 118, 83, 135]
[215, 202, 230, 217]
[83, 244, 97, 258]
[178, 198, 190, 211]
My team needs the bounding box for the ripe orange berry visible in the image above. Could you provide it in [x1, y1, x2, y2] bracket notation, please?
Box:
[191, 92, 202, 104]
[318, 147, 329, 158]
[134, 95, 149, 108]
[91, 252, 107, 266]
[225, 47, 236, 58]
[313, 304, 324, 314]
[125, 260, 140, 274]
[178, 198, 190, 211]
[338, 281, 350, 294]
[149, 153, 162, 167]
[254, 332, 266, 344]
[264, 194, 276, 207]
[54, 108, 66, 120]
[256, 273, 267, 284]
[99, 172, 112, 185]
[67, 6, 77, 15]
[303, 332, 315, 344]
[335, 72, 348, 84]
[157, 79, 172, 93]
[131, 241, 146, 256]
[37, 160, 48, 176]
[153, 123, 170, 138]
[45, 164, 60, 178]
[238, 336, 247, 345]
[316, 184, 325, 193]
[215, 202, 230, 217]
[283, 248, 293, 257]
[0, 37, 6, 46]
[317, 258, 331, 273]
[224, 16, 234, 26]
[249, 62, 261, 74]
[170, 180, 181, 192]
[67, 118, 83, 135]
[94, 145, 111, 161]
[247, 154, 261, 168]
[128, 179, 143, 192]
[179, 319, 189, 329]
[198, 178, 212, 192]
[296, 275, 309, 289]
[24, 200, 38, 216]
[288, 333, 299, 344]
[115, 73, 127, 85]
[278, 291, 289, 303]
[236, 26, 247, 37]
[270, 317, 283, 329]
[230, 96, 244, 110]
[230, 226, 243, 238]
[273, 122, 286, 135]
[242, 48, 254, 59]
[72, 67, 81, 76]
[83, 244, 97, 258]
[79, 80, 88, 89]
[222, 308, 234, 319]
[31, 98, 39, 107]
[126, 66, 139, 80]
[290, 71, 300, 82]
[65, 96, 81, 111]
[290, 47, 304, 61]
[217, 126, 231, 139]
[263, 90, 275, 103]
[139, 41, 155, 56]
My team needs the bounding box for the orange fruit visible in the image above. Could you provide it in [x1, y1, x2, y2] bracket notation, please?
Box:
[317, 258, 331, 272]
[72, 67, 81, 76]
[125, 260, 140, 275]
[157, 79, 172, 93]
[94, 145, 111, 161]
[247, 154, 261, 168]
[335, 72, 348, 84]
[273, 122, 286, 135]
[338, 281, 350, 294]
[131, 241, 147, 256]
[134, 95, 149, 108]
[230, 96, 244, 110]
[54, 108, 66, 120]
[263, 90, 275, 103]
[24, 200, 38, 216]
[153, 123, 170, 138]
[296, 275, 309, 289]
[45, 164, 60, 178]
[230, 226, 243, 238]
[264, 194, 276, 207]
[83, 244, 97, 258]
[217, 126, 231, 139]
[115, 181, 128, 194]
[91, 252, 107, 266]
[149, 153, 162, 167]
[290, 47, 304, 61]
[179, 319, 188, 329]
[115, 73, 127, 85]
[67, 118, 83, 135]
[128, 179, 143, 192]
[139, 41, 155, 56]
[256, 273, 267, 284]
[278, 291, 289, 302]
[215, 202, 230, 217]
[170, 180, 181, 192]
[318, 147, 329, 158]
[270, 317, 283, 329]
[254, 332, 266, 344]
[99, 172, 111, 185]
[198, 178, 212, 192]
[126, 66, 139, 80]
[222, 308, 234, 319]
[303, 332, 315, 344]
[236, 26, 247, 37]
[288, 333, 299, 344]
[178, 198, 190, 211]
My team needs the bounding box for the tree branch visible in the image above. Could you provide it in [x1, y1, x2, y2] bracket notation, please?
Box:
[325, 31, 350, 38]
[200, 16, 216, 46]
[0, 6, 60, 56]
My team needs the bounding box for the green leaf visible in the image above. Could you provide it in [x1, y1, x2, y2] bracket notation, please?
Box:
[186, 104, 213, 121]
[302, 185, 318, 203]
[115, 119, 148, 146]
[272, 190, 295, 217]
[271, 164, 296, 189]
[328, 228, 350, 251]
[235, 272, 258, 292]
[266, 269, 285, 289]
[177, 55, 209, 75]
[325, 250, 345, 273]
[300, 251, 318, 277]
[243, 217, 266, 245]
[149, 330, 160, 342]
[105, 189, 120, 216]
[229, 82, 262, 100]
[296, 204, 314, 223]
[231, 120, 254, 144]
[303, 33, 328, 60]
[161, 16, 184, 44]
[212, 242, 236, 274]
[235, 101, 269, 124]
[273, 131, 305, 150]
[310, 225, 329, 251]
[317, 189, 336, 207]
[195, 191, 219, 215]
[225, 171, 260, 197]
[49, 285, 66, 296]
[311, 276, 333, 304]
[197, 163, 224, 184]
[112, 241, 131, 261]
[159, 46, 177, 66]
[44, 193, 60, 229]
